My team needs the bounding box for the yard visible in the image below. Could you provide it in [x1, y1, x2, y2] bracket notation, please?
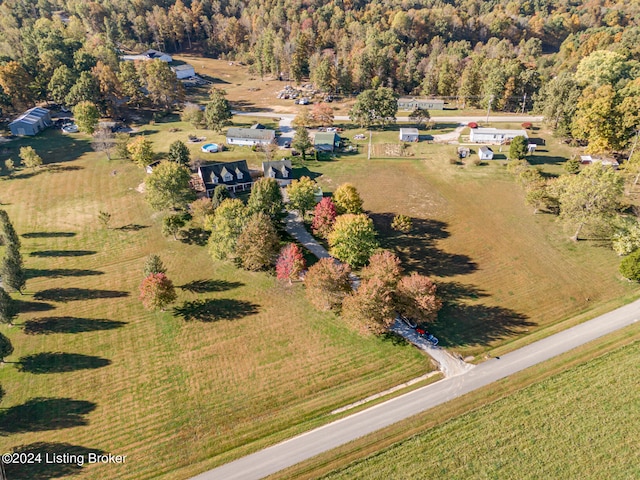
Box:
[0, 129, 432, 479]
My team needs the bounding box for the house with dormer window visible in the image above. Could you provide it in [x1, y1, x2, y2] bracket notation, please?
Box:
[197, 160, 253, 196]
[262, 160, 293, 186]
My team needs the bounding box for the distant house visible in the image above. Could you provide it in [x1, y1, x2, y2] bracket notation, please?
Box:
[580, 155, 619, 169]
[145, 160, 162, 174]
[263, 159, 293, 186]
[171, 64, 195, 79]
[397, 97, 445, 111]
[120, 49, 172, 63]
[399, 128, 419, 142]
[226, 127, 276, 146]
[314, 132, 340, 152]
[198, 161, 253, 195]
[469, 128, 528, 143]
[478, 146, 494, 160]
[9, 107, 52, 136]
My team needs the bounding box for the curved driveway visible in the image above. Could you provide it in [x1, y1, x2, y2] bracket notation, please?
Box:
[191, 298, 639, 480]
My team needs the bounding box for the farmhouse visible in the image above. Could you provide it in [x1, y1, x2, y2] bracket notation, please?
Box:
[469, 128, 528, 143]
[263, 159, 293, 186]
[198, 160, 253, 195]
[478, 146, 494, 160]
[580, 155, 619, 169]
[397, 97, 445, 110]
[399, 128, 419, 142]
[9, 107, 52, 136]
[226, 127, 276, 146]
[314, 132, 340, 152]
[120, 49, 172, 62]
[171, 64, 196, 79]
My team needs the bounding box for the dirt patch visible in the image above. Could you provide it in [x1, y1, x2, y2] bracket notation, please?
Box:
[372, 143, 404, 157]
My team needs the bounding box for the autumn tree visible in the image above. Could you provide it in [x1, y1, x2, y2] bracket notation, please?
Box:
[312, 103, 334, 127]
[408, 108, 430, 128]
[143, 254, 167, 277]
[118, 61, 144, 108]
[247, 177, 283, 219]
[563, 157, 581, 174]
[73, 101, 100, 134]
[360, 250, 402, 290]
[276, 243, 306, 284]
[556, 163, 623, 241]
[0, 244, 25, 293]
[342, 277, 395, 334]
[333, 183, 363, 214]
[612, 220, 640, 256]
[619, 249, 640, 282]
[127, 136, 154, 167]
[66, 71, 100, 106]
[350, 87, 398, 128]
[0, 210, 20, 247]
[189, 198, 216, 229]
[304, 258, 352, 311]
[92, 127, 116, 160]
[181, 103, 204, 128]
[292, 108, 314, 128]
[235, 212, 280, 271]
[328, 214, 379, 267]
[138, 59, 184, 111]
[139, 273, 177, 311]
[0, 331, 13, 362]
[168, 140, 190, 165]
[145, 161, 195, 211]
[572, 85, 624, 154]
[287, 176, 316, 217]
[0, 61, 34, 111]
[509, 136, 528, 160]
[48, 65, 76, 105]
[395, 273, 442, 322]
[534, 72, 581, 137]
[312, 197, 337, 238]
[162, 214, 187, 240]
[207, 198, 248, 261]
[391, 214, 412, 233]
[0, 288, 17, 325]
[204, 88, 232, 132]
[19, 146, 43, 170]
[292, 127, 313, 161]
[210, 184, 232, 210]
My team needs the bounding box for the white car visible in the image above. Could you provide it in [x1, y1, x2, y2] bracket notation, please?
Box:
[62, 124, 79, 133]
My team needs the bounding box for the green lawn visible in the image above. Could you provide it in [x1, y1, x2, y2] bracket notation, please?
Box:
[0, 130, 432, 479]
[320, 341, 640, 480]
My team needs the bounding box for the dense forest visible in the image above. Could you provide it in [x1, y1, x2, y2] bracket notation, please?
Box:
[1, 0, 640, 153]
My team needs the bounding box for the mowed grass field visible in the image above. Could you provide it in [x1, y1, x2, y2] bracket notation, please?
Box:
[299, 140, 639, 357]
[0, 130, 432, 479]
[320, 341, 640, 480]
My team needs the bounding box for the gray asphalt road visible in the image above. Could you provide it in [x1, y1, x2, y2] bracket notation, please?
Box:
[191, 298, 640, 480]
[232, 111, 543, 124]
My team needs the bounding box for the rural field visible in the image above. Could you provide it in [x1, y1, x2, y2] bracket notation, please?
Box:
[319, 340, 640, 480]
[0, 128, 432, 480]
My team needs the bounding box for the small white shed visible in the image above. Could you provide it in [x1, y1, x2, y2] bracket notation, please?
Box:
[172, 64, 196, 79]
[399, 128, 419, 142]
[478, 146, 494, 160]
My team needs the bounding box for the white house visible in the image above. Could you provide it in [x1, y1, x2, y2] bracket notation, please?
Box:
[171, 64, 195, 79]
[580, 155, 619, 169]
[397, 97, 445, 110]
[226, 127, 276, 146]
[478, 146, 494, 160]
[469, 128, 528, 143]
[120, 49, 172, 62]
[399, 128, 419, 142]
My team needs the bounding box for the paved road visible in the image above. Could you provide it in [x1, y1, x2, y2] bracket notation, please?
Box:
[233, 110, 543, 124]
[191, 297, 640, 480]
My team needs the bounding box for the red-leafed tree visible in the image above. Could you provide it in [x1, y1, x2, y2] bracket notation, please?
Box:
[139, 273, 177, 311]
[304, 258, 352, 311]
[312, 197, 337, 238]
[276, 243, 306, 284]
[395, 273, 442, 322]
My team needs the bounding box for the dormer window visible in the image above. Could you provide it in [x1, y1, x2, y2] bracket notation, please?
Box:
[211, 174, 218, 184]
[235, 168, 243, 180]
[281, 167, 289, 178]
[268, 167, 277, 178]
[223, 173, 232, 182]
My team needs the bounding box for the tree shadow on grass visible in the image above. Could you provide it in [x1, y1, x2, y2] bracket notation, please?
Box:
[17, 353, 111, 374]
[29, 250, 97, 258]
[4, 442, 105, 479]
[21, 232, 76, 239]
[0, 398, 96, 434]
[115, 223, 149, 232]
[173, 298, 259, 322]
[15, 300, 55, 313]
[34, 288, 129, 303]
[178, 279, 244, 294]
[371, 213, 478, 277]
[179, 227, 210, 246]
[25, 269, 104, 280]
[22, 317, 127, 335]
[46, 164, 85, 174]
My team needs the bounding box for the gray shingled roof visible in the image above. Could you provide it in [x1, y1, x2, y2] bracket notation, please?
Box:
[227, 127, 275, 141]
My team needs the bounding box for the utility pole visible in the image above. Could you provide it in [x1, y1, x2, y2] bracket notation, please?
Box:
[486, 95, 494, 124]
[368, 130, 372, 160]
[521, 92, 527, 114]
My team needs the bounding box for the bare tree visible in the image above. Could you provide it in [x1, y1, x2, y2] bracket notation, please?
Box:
[92, 127, 116, 160]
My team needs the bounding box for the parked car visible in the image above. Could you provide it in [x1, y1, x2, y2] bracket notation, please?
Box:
[62, 124, 78, 133]
[283, 141, 291, 148]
